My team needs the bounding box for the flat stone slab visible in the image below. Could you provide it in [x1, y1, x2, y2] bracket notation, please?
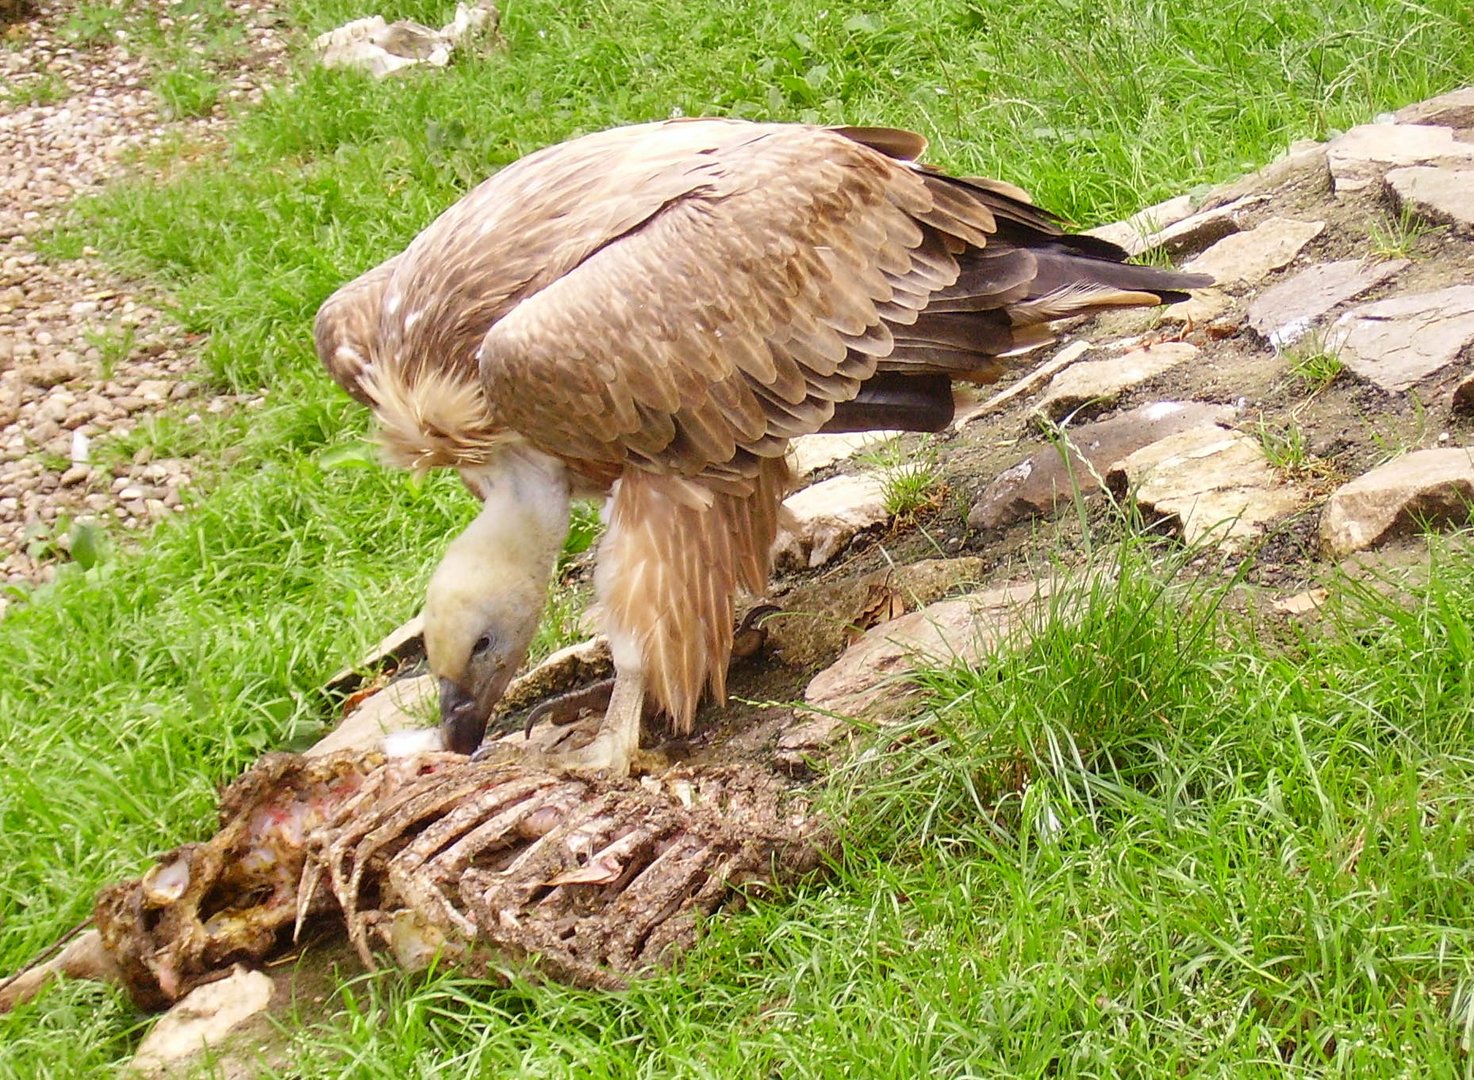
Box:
[1394, 87, 1474, 129]
[1386, 166, 1474, 235]
[1330, 285, 1474, 392]
[1085, 194, 1196, 255]
[1183, 216, 1325, 288]
[325, 612, 425, 695]
[130, 965, 274, 1078]
[787, 431, 899, 478]
[1201, 140, 1330, 210]
[969, 400, 1235, 529]
[308, 672, 436, 757]
[787, 579, 1055, 752]
[1107, 424, 1305, 547]
[1035, 342, 1198, 421]
[1247, 258, 1407, 347]
[773, 473, 889, 569]
[1326, 123, 1474, 192]
[1321, 448, 1474, 556]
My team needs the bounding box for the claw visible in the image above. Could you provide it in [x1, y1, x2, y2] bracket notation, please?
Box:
[731, 603, 782, 660]
[518, 679, 617, 740]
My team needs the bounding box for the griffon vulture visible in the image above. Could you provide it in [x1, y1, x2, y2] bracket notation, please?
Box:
[316, 118, 1210, 775]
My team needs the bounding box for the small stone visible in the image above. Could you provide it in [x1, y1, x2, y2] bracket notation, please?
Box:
[134, 378, 171, 401]
[1453, 373, 1474, 415]
[1106, 424, 1306, 548]
[773, 474, 890, 569]
[1321, 449, 1474, 556]
[21, 356, 80, 389]
[1385, 166, 1474, 234]
[1034, 343, 1198, 422]
[1183, 216, 1325, 288]
[1247, 258, 1408, 347]
[128, 965, 274, 1079]
[1331, 286, 1474, 392]
[1275, 589, 1328, 616]
[59, 464, 90, 487]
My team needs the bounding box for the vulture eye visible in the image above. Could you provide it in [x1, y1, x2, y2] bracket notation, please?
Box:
[472, 632, 496, 657]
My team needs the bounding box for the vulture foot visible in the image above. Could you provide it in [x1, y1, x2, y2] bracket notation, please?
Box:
[521, 678, 618, 738]
[476, 672, 651, 778]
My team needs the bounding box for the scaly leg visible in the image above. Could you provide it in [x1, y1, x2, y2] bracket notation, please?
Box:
[475, 669, 662, 778]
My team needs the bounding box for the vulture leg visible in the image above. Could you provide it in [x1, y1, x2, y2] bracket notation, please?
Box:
[543, 669, 648, 776]
[518, 603, 781, 739]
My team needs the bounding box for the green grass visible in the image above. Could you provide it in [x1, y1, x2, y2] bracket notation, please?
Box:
[4, 0, 1474, 1073]
[1254, 415, 1316, 478]
[175, 539, 1474, 1075]
[1370, 206, 1447, 260]
[860, 435, 944, 517]
[1283, 332, 1348, 392]
[0, 72, 71, 108]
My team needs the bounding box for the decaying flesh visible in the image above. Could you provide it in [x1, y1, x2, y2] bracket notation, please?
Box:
[2, 751, 829, 1012]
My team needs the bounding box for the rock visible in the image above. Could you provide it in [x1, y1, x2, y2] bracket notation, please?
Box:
[1385, 166, 1474, 234]
[1331, 286, 1474, 392]
[1394, 87, 1474, 129]
[1182, 216, 1325, 288]
[1320, 449, 1474, 556]
[1275, 589, 1328, 616]
[313, 2, 497, 78]
[1106, 424, 1306, 548]
[307, 672, 437, 757]
[1144, 195, 1270, 257]
[134, 378, 171, 402]
[1326, 124, 1474, 193]
[128, 965, 273, 1079]
[787, 579, 1057, 750]
[1085, 193, 1197, 255]
[773, 473, 890, 569]
[1034, 343, 1198, 422]
[497, 635, 613, 716]
[969, 400, 1235, 529]
[1247, 258, 1408, 348]
[1202, 140, 1331, 210]
[787, 431, 898, 479]
[324, 612, 425, 696]
[21, 356, 81, 388]
[1453, 372, 1474, 415]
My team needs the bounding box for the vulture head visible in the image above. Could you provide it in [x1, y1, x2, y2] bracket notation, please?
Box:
[422, 448, 573, 755]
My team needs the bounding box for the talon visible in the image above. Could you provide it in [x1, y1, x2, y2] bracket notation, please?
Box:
[731, 603, 782, 660]
[521, 679, 617, 739]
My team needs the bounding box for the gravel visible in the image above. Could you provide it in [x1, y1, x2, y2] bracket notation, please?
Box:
[0, 0, 288, 585]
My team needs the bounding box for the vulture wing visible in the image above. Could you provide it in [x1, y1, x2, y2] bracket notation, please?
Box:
[315, 253, 404, 408]
[478, 122, 1204, 485]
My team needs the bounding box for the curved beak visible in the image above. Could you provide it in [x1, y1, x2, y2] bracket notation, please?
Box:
[438, 676, 491, 756]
